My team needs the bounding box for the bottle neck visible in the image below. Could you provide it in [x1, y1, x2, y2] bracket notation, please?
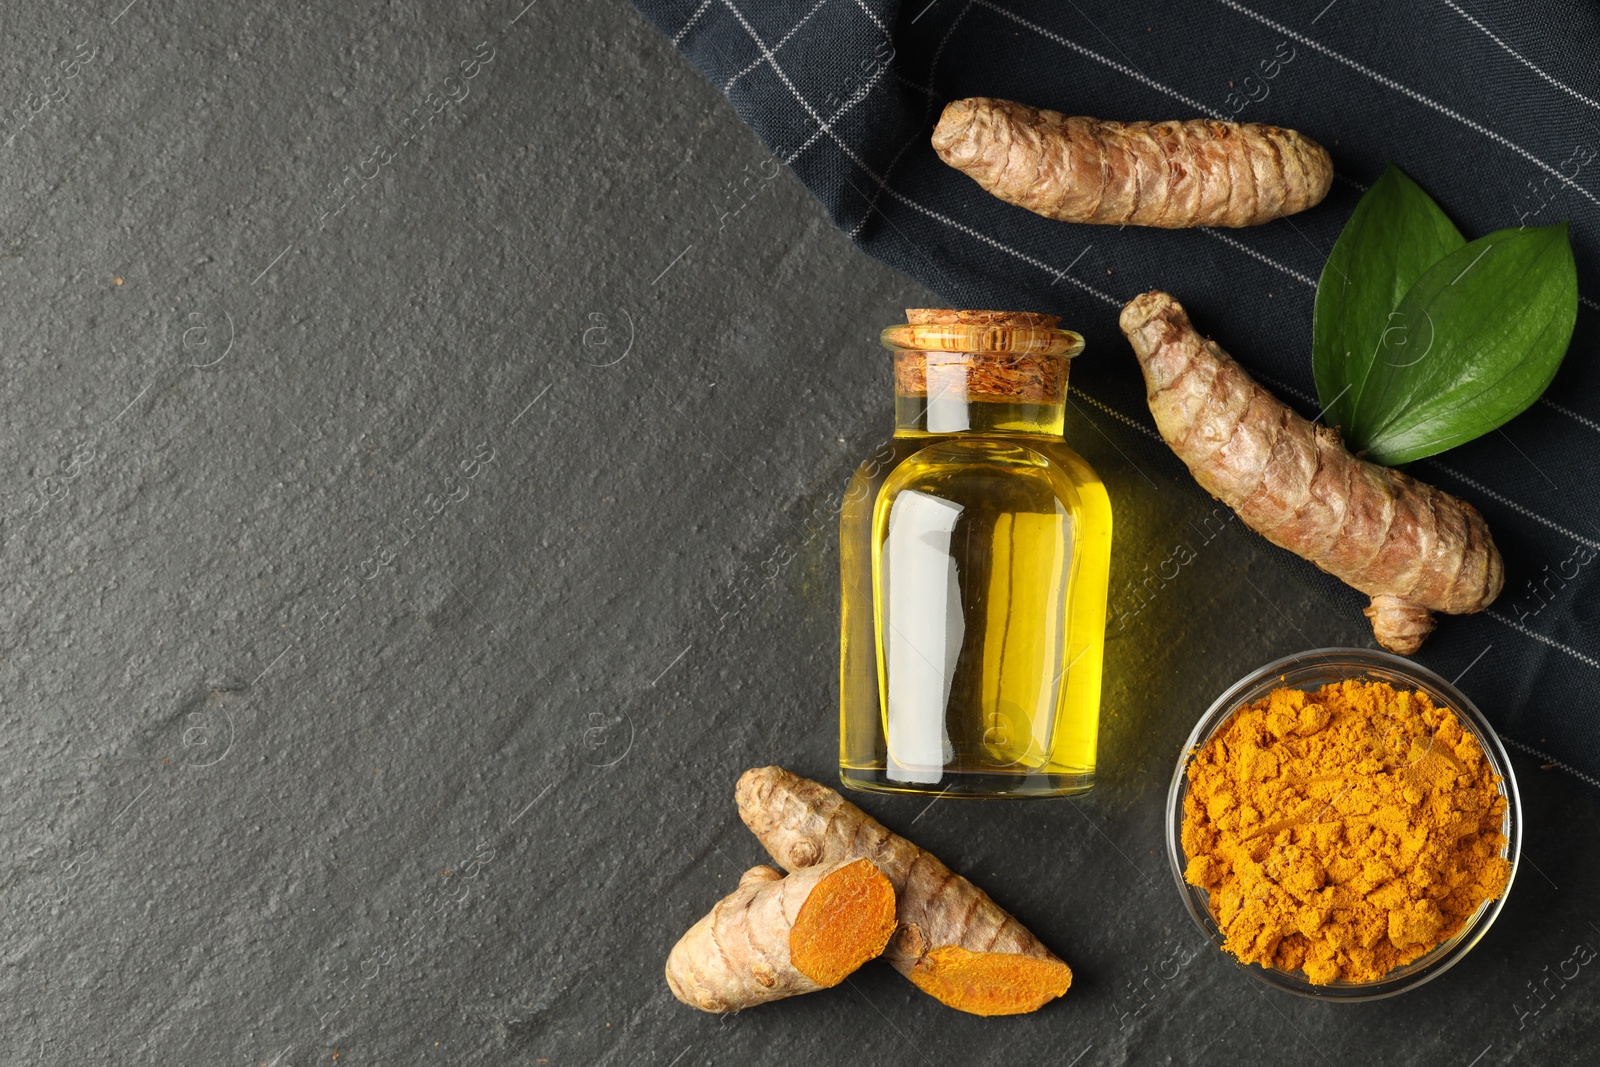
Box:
[880, 313, 1080, 440]
[894, 390, 1066, 437]
[891, 350, 1067, 438]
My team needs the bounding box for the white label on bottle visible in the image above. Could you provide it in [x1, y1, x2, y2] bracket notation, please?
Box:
[882, 489, 965, 784]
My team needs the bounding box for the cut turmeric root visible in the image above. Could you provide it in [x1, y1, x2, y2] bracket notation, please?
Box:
[933, 97, 1332, 228]
[665, 857, 896, 1013]
[736, 767, 1072, 1016]
[1119, 291, 1504, 652]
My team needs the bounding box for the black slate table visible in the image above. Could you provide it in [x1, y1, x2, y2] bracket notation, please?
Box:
[7, 2, 1598, 1064]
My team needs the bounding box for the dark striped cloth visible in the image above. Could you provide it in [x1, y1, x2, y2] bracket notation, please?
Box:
[632, 0, 1600, 786]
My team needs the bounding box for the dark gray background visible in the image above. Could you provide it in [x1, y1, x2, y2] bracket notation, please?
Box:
[5, 1, 1596, 1064]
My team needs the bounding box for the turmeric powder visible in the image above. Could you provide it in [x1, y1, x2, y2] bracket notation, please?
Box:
[1181, 679, 1511, 985]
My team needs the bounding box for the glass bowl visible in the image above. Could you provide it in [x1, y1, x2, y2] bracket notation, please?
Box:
[1165, 647, 1521, 1001]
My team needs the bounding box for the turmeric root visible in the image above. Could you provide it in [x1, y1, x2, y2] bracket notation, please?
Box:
[665, 857, 896, 1013]
[736, 767, 1071, 1016]
[932, 97, 1332, 228]
[1118, 291, 1504, 653]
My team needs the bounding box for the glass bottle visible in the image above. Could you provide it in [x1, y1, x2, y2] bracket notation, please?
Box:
[839, 309, 1113, 798]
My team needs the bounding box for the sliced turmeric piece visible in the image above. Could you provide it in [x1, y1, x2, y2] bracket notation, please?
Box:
[908, 946, 1073, 1016]
[736, 766, 1072, 1016]
[1119, 290, 1504, 652]
[933, 97, 1332, 228]
[665, 857, 896, 1013]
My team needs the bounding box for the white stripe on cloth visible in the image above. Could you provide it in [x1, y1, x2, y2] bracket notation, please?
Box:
[874, 179, 1122, 305]
[671, 0, 715, 45]
[1427, 462, 1600, 551]
[1256, 371, 1317, 407]
[975, 1, 1224, 119]
[1444, 0, 1600, 114]
[722, 0, 830, 93]
[784, 64, 895, 162]
[1205, 204, 1599, 323]
[1069, 389, 1163, 442]
[1214, 0, 1600, 211]
[850, 0, 887, 33]
[848, 0, 977, 239]
[1215, 219, 1598, 315]
[716, 0, 890, 166]
[718, 0, 1117, 302]
[1200, 229, 1318, 288]
[1488, 610, 1600, 671]
[718, 0, 826, 127]
[1500, 736, 1600, 790]
[1541, 397, 1600, 435]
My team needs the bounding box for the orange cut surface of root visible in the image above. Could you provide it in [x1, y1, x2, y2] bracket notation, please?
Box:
[665, 857, 896, 1013]
[790, 858, 898, 987]
[737, 766, 1074, 1016]
[908, 946, 1074, 1017]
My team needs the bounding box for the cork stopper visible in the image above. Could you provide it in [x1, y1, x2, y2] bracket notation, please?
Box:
[905, 308, 1061, 329]
[882, 308, 1082, 405]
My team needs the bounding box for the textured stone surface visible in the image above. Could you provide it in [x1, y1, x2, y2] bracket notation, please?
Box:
[3, 1, 1596, 1063]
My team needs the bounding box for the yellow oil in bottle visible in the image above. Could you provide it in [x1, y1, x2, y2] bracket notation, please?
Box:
[839, 313, 1112, 798]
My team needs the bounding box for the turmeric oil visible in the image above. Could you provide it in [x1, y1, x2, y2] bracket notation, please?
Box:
[838, 310, 1112, 798]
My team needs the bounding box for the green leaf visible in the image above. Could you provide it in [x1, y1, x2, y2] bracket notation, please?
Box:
[1354, 223, 1577, 465]
[1313, 165, 1465, 437]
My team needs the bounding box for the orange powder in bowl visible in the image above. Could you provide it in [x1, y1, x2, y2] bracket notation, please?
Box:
[1180, 679, 1511, 984]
